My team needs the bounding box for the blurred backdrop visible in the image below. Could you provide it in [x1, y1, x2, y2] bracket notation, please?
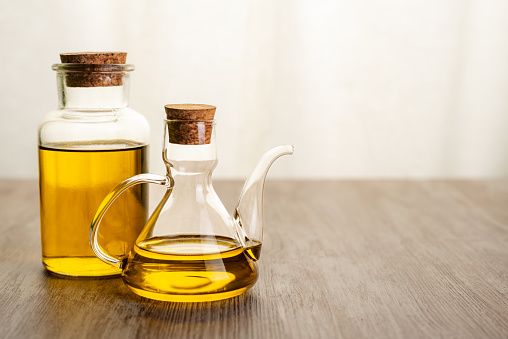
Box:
[1, 0, 508, 179]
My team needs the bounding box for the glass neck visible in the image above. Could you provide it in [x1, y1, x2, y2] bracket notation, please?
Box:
[56, 73, 130, 110]
[168, 159, 217, 189]
[164, 147, 218, 202]
[163, 144, 217, 173]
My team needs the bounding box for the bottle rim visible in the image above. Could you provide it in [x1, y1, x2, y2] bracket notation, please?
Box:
[51, 63, 134, 73]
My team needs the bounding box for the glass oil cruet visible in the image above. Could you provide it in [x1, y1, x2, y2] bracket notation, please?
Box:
[90, 104, 293, 302]
[38, 52, 149, 277]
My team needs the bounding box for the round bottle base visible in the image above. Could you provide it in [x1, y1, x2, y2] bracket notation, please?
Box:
[43, 257, 121, 278]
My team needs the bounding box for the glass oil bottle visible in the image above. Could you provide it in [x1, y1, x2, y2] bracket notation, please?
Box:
[38, 52, 150, 277]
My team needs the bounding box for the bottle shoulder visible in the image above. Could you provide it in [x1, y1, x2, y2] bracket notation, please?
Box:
[38, 107, 150, 148]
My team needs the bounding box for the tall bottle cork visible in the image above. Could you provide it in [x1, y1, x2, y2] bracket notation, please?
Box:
[164, 104, 216, 145]
[60, 52, 128, 87]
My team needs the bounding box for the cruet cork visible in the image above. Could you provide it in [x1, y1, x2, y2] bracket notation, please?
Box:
[164, 104, 216, 145]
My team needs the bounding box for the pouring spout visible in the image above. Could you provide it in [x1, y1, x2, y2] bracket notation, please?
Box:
[234, 145, 294, 260]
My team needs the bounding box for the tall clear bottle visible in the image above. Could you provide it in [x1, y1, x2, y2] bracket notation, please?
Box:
[38, 52, 150, 277]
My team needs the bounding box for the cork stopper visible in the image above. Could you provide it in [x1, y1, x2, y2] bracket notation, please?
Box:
[165, 104, 216, 145]
[59, 52, 128, 87]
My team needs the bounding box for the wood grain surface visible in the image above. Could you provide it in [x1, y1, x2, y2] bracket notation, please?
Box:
[0, 180, 507, 338]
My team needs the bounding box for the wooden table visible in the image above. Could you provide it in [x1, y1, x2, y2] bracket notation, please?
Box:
[1, 180, 507, 338]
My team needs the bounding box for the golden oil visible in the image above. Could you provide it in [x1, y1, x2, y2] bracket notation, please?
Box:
[38, 143, 148, 277]
[121, 235, 259, 302]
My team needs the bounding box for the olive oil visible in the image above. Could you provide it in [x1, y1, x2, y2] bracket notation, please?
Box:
[38, 143, 148, 277]
[122, 235, 259, 302]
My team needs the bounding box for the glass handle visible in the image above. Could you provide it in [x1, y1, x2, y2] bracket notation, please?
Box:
[89, 173, 172, 268]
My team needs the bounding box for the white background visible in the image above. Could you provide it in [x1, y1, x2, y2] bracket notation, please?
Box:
[1, 0, 508, 179]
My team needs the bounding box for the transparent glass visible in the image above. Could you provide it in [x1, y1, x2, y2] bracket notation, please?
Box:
[90, 119, 293, 301]
[38, 64, 150, 277]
